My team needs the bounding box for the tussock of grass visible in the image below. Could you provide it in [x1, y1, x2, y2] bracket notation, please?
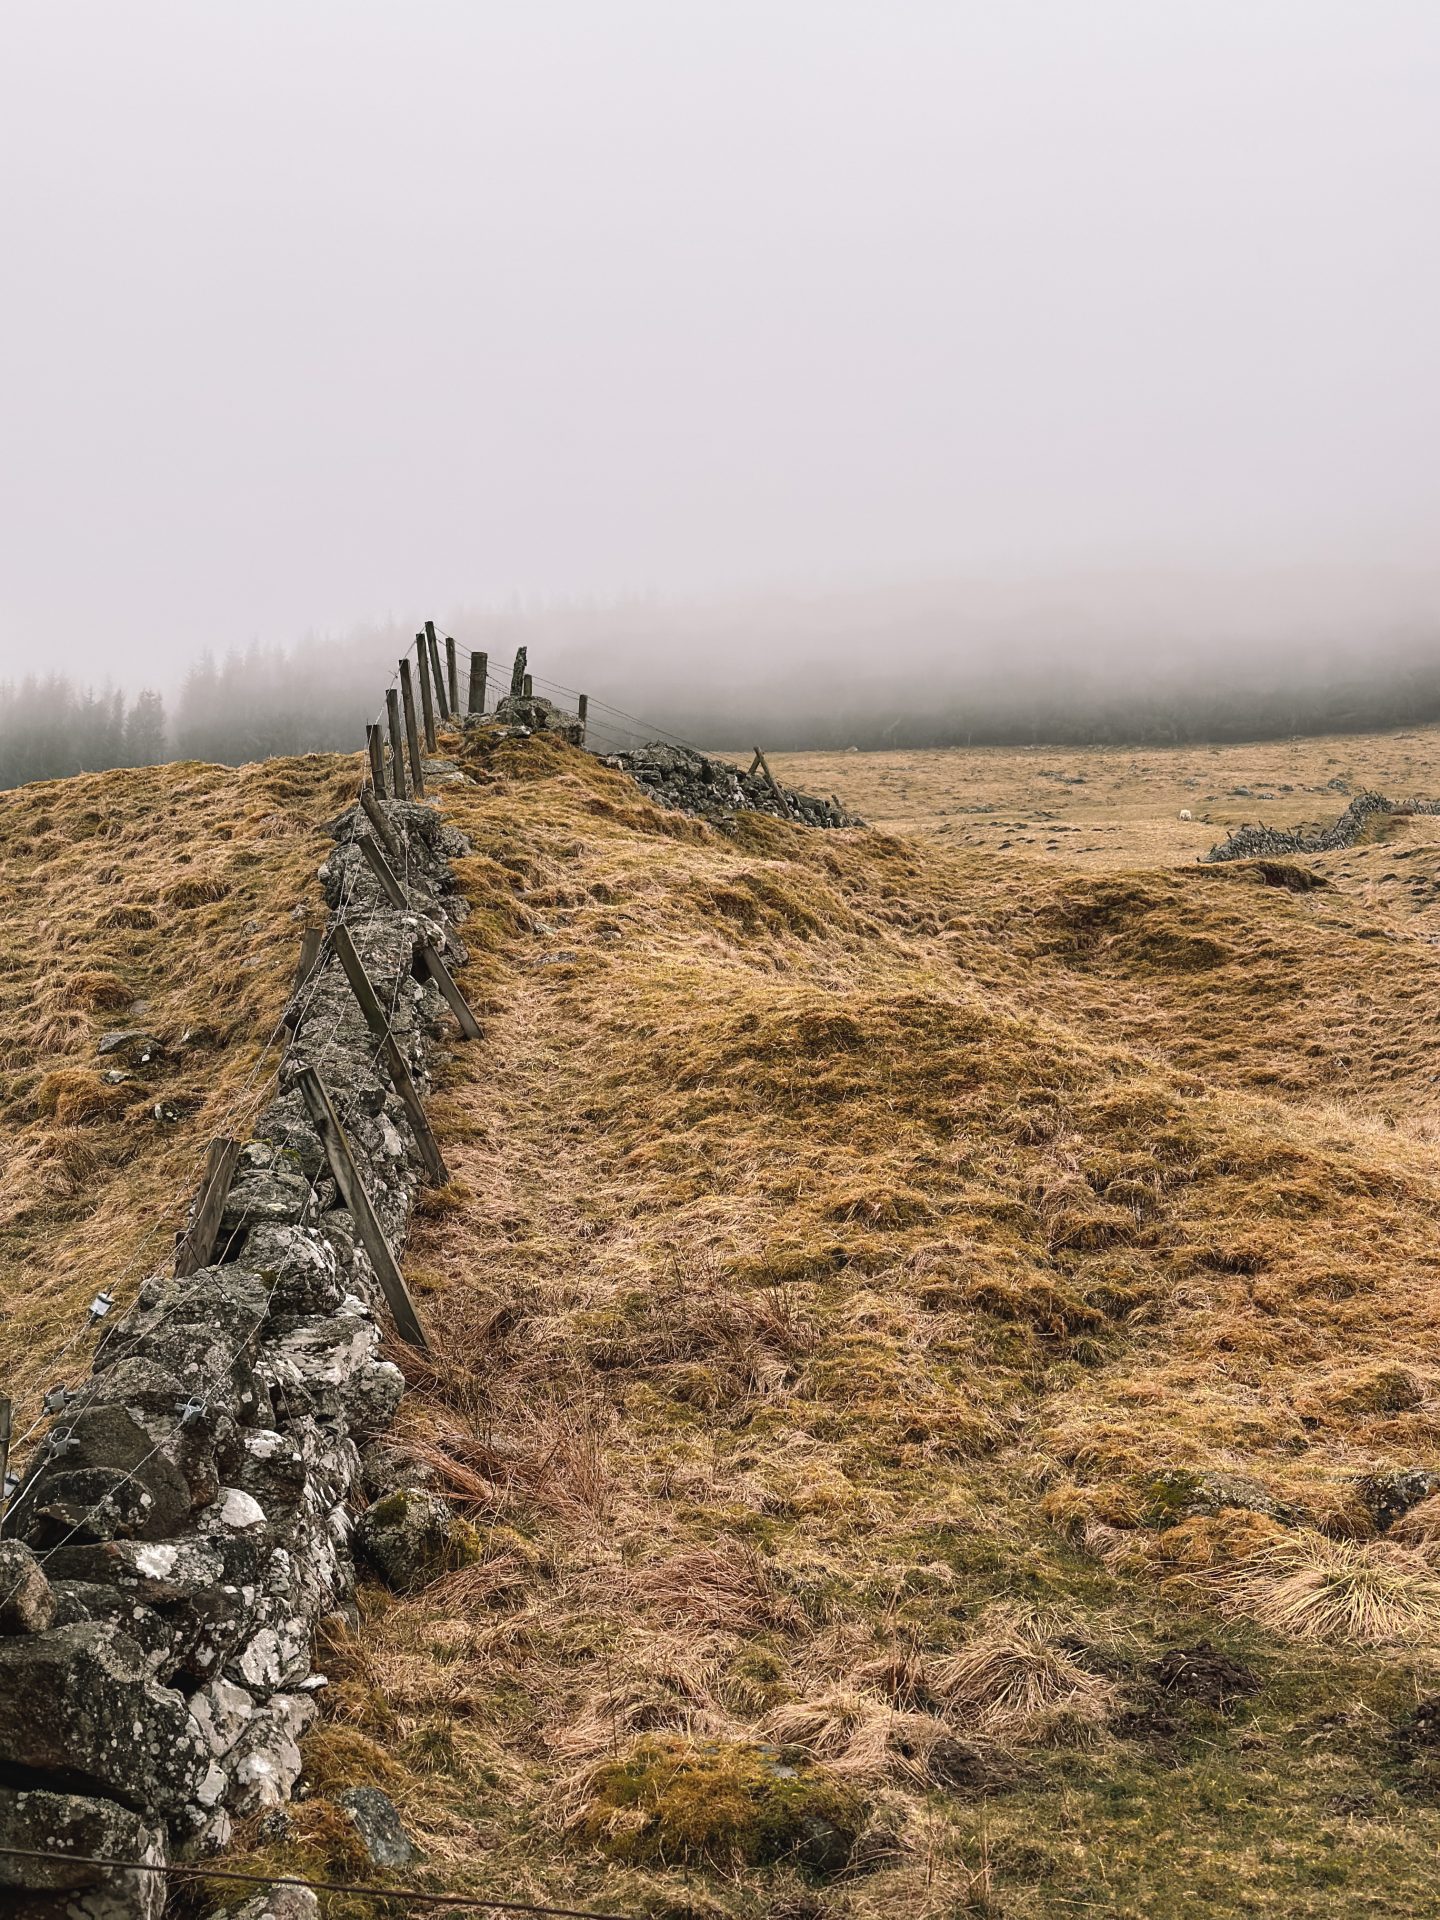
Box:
[1217, 1535, 1440, 1645]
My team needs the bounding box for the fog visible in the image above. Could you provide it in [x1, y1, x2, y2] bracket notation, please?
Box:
[3, 2, 1440, 734]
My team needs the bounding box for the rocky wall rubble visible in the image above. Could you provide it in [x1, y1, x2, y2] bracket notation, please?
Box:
[602, 743, 860, 827]
[0, 796, 472, 1920]
[1204, 791, 1440, 864]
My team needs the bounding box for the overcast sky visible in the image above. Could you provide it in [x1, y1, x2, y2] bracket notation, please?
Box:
[3, 1, 1439, 687]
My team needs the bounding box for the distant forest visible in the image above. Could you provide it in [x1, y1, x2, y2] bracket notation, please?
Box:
[5, 608, 1440, 788]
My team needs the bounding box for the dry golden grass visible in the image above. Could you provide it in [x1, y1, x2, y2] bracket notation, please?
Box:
[16, 720, 1440, 1915]
[225, 720, 1440, 1918]
[0, 754, 359, 1455]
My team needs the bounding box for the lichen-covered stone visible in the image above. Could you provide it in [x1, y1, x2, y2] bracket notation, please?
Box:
[355, 1488, 480, 1592]
[0, 1540, 56, 1634]
[0, 1622, 207, 1813]
[337, 1785, 415, 1868]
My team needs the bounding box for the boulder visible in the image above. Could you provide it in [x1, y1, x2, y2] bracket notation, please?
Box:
[1354, 1469, 1440, 1531]
[354, 1489, 479, 1593]
[0, 1622, 208, 1813]
[337, 1786, 415, 1869]
[0, 1541, 56, 1634]
[0, 1788, 163, 1894]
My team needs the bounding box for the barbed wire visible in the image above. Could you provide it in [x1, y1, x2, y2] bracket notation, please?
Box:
[0, 1848, 637, 1920]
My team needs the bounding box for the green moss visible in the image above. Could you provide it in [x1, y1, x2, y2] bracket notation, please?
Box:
[576, 1739, 863, 1876]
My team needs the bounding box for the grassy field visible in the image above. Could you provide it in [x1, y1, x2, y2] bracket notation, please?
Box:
[230, 724, 1440, 1918]
[8, 725, 1440, 1917]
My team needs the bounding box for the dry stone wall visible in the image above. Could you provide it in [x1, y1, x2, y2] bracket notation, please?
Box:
[0, 796, 472, 1920]
[1204, 791, 1440, 863]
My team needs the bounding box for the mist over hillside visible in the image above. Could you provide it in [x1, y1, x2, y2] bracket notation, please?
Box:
[6, 579, 1440, 785]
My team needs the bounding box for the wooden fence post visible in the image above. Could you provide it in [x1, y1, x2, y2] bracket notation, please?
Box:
[417, 940, 482, 1039]
[510, 647, 527, 698]
[330, 925, 449, 1185]
[468, 650, 488, 714]
[284, 926, 326, 1028]
[359, 788, 402, 861]
[425, 621, 451, 722]
[357, 833, 410, 909]
[522, 673, 533, 699]
[366, 723, 387, 799]
[296, 1067, 429, 1349]
[0, 1396, 12, 1535]
[386, 689, 410, 802]
[577, 693, 588, 744]
[175, 1137, 242, 1276]
[399, 659, 427, 796]
[751, 747, 795, 820]
[417, 632, 439, 748]
[445, 636, 460, 715]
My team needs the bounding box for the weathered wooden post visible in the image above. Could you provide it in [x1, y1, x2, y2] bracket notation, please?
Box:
[510, 646, 527, 698]
[175, 1137, 242, 1276]
[359, 787, 402, 861]
[522, 673, 533, 698]
[577, 693, 588, 744]
[0, 1397, 12, 1536]
[416, 633, 439, 751]
[417, 940, 483, 1039]
[366, 723, 387, 799]
[467, 650, 488, 714]
[425, 621, 450, 722]
[399, 659, 427, 797]
[330, 925, 449, 1184]
[356, 832, 409, 909]
[386, 689, 410, 802]
[445, 635, 460, 714]
[284, 926, 326, 1028]
[296, 1067, 429, 1349]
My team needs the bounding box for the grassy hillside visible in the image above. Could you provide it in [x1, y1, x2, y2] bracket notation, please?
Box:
[226, 727, 1440, 1918]
[0, 754, 357, 1427]
[9, 728, 1440, 1917]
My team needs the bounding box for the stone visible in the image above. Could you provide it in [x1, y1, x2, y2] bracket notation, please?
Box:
[41, 1538, 226, 1605]
[354, 1488, 479, 1593]
[187, 1677, 256, 1758]
[225, 1694, 316, 1814]
[1354, 1469, 1440, 1531]
[96, 1031, 165, 1067]
[220, 1168, 318, 1234]
[11, 1405, 195, 1547]
[599, 742, 859, 828]
[213, 1885, 320, 1920]
[1144, 1467, 1300, 1527]
[0, 1540, 56, 1633]
[0, 1788, 167, 1920]
[0, 1621, 208, 1813]
[337, 1786, 415, 1869]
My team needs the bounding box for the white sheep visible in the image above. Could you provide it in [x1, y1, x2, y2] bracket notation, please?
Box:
[1179, 808, 1193, 822]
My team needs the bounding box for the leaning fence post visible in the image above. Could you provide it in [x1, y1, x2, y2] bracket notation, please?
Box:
[366, 723, 387, 799]
[577, 693, 588, 744]
[468, 650, 487, 714]
[296, 1067, 429, 1349]
[175, 1137, 242, 1276]
[417, 939, 482, 1039]
[399, 659, 427, 797]
[425, 621, 451, 722]
[416, 632, 439, 749]
[330, 925, 449, 1185]
[357, 833, 410, 909]
[386, 689, 410, 802]
[445, 634, 460, 715]
[359, 788, 402, 862]
[0, 1397, 12, 1537]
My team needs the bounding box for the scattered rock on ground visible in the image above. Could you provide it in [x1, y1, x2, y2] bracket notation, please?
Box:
[354, 1488, 480, 1592]
[337, 1786, 416, 1869]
